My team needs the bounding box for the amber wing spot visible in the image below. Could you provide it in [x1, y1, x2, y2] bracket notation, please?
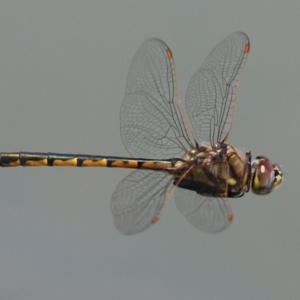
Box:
[244, 43, 250, 53]
[227, 214, 234, 222]
[151, 216, 159, 224]
[166, 48, 173, 59]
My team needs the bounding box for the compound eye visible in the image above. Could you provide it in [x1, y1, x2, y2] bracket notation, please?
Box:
[257, 160, 273, 186]
[252, 157, 275, 195]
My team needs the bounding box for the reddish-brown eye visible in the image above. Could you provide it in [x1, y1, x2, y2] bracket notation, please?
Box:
[252, 157, 276, 195]
[256, 160, 274, 188]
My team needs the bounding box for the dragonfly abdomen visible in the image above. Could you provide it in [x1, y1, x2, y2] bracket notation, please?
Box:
[0, 152, 173, 170]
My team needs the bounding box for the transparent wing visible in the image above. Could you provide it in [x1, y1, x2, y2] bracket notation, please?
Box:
[121, 38, 194, 159]
[185, 32, 250, 145]
[175, 187, 232, 233]
[111, 170, 173, 235]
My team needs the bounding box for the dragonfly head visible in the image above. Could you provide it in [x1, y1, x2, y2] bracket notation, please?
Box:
[251, 156, 282, 195]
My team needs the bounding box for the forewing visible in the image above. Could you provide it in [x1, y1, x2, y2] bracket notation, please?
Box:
[185, 32, 250, 145]
[121, 38, 193, 159]
[175, 187, 232, 233]
[111, 170, 173, 235]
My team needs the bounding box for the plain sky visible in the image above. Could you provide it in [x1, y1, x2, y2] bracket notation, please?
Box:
[0, 1, 299, 299]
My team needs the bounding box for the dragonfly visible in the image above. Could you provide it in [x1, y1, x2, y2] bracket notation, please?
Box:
[0, 32, 282, 234]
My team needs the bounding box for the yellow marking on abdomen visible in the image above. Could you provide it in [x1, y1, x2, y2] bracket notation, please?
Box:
[52, 158, 78, 166]
[140, 161, 172, 169]
[25, 159, 48, 166]
[81, 159, 108, 167]
[5, 160, 20, 166]
[111, 160, 139, 168]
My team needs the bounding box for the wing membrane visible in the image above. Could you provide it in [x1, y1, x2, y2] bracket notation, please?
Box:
[111, 170, 173, 235]
[175, 187, 232, 233]
[185, 32, 250, 145]
[121, 38, 194, 159]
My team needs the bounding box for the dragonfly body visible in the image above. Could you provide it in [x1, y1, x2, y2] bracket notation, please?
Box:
[2, 32, 282, 234]
[0, 142, 251, 199]
[174, 143, 251, 198]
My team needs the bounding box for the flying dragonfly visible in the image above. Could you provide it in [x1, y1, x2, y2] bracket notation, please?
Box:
[0, 32, 282, 234]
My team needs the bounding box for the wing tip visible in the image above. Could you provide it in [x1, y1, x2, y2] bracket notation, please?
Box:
[166, 48, 173, 59]
[244, 43, 250, 53]
[227, 213, 234, 222]
[151, 216, 160, 224]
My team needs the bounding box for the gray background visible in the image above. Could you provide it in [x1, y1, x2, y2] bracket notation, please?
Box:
[0, 1, 299, 299]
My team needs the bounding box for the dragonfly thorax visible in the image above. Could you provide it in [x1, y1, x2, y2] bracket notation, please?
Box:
[173, 143, 252, 198]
